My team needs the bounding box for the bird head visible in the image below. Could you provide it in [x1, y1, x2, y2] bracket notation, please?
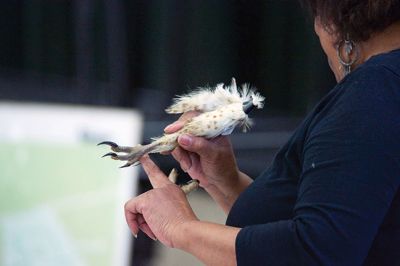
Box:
[241, 89, 265, 114]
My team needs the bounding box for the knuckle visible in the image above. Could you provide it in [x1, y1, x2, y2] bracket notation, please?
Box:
[180, 162, 189, 172]
[193, 137, 211, 153]
[172, 147, 183, 160]
[193, 137, 205, 148]
[124, 200, 131, 210]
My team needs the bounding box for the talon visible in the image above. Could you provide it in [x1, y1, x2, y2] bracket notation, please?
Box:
[120, 160, 141, 168]
[190, 179, 200, 185]
[102, 152, 118, 159]
[168, 168, 178, 183]
[119, 162, 132, 168]
[181, 179, 200, 194]
[97, 141, 118, 147]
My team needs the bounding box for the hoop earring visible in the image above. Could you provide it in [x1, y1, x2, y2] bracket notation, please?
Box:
[336, 38, 360, 76]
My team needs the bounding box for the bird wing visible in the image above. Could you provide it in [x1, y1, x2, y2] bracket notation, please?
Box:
[165, 78, 243, 114]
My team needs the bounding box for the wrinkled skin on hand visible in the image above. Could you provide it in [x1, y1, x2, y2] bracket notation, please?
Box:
[124, 155, 198, 247]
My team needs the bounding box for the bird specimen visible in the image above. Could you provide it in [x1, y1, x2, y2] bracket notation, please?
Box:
[98, 78, 265, 193]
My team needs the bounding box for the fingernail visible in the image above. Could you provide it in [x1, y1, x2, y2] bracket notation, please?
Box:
[164, 124, 173, 132]
[164, 121, 180, 132]
[179, 135, 192, 146]
[133, 234, 138, 239]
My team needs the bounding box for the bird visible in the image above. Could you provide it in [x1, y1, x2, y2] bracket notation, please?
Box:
[98, 78, 264, 192]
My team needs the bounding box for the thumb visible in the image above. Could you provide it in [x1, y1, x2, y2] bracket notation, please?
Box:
[177, 134, 216, 157]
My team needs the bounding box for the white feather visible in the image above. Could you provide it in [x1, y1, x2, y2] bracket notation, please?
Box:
[165, 78, 265, 114]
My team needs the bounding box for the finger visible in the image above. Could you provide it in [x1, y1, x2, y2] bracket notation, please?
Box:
[124, 196, 146, 237]
[138, 222, 157, 241]
[210, 135, 232, 147]
[160, 150, 172, 155]
[187, 152, 209, 187]
[139, 155, 171, 188]
[171, 146, 192, 172]
[139, 223, 157, 241]
[136, 214, 157, 241]
[177, 134, 218, 159]
[164, 120, 184, 133]
[124, 208, 139, 238]
[178, 110, 201, 122]
[164, 111, 201, 133]
[188, 152, 200, 172]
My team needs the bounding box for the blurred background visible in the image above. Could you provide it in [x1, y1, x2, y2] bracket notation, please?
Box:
[0, 0, 336, 265]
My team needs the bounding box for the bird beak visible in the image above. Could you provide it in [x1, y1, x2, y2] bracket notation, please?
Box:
[243, 100, 255, 114]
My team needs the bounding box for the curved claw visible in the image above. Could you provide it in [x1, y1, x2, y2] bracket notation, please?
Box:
[102, 152, 118, 159]
[119, 161, 140, 169]
[97, 141, 118, 147]
[180, 179, 200, 194]
[119, 162, 131, 168]
[189, 179, 200, 185]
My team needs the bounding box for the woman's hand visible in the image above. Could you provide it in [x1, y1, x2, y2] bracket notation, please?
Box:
[164, 111, 252, 212]
[124, 155, 198, 247]
[125, 154, 240, 265]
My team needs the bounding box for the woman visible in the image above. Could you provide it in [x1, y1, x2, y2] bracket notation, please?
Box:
[125, 1, 400, 265]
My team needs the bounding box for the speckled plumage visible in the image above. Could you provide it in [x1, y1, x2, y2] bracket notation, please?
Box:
[99, 78, 265, 169]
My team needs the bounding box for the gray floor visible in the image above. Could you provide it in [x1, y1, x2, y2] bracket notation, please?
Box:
[150, 189, 227, 266]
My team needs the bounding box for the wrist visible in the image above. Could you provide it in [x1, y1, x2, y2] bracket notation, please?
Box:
[203, 171, 252, 213]
[171, 220, 241, 265]
[223, 171, 252, 202]
[172, 220, 200, 250]
[218, 170, 251, 197]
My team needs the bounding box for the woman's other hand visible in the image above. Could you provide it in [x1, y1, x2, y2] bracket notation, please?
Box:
[125, 155, 198, 247]
[125, 155, 239, 265]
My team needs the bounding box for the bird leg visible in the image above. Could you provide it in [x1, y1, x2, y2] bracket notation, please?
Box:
[168, 168, 199, 194]
[98, 133, 180, 168]
[97, 141, 135, 153]
[98, 141, 158, 168]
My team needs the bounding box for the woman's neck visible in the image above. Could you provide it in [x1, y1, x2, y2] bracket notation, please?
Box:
[359, 21, 400, 64]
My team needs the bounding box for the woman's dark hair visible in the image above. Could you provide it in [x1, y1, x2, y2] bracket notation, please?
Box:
[300, 0, 400, 42]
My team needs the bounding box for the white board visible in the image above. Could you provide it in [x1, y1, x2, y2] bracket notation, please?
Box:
[0, 102, 142, 266]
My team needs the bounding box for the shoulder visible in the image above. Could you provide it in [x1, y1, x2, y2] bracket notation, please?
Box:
[306, 52, 400, 156]
[340, 49, 400, 100]
[337, 67, 400, 117]
[332, 49, 400, 117]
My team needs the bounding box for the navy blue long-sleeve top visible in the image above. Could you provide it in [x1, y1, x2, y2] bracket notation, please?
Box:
[226, 49, 400, 265]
